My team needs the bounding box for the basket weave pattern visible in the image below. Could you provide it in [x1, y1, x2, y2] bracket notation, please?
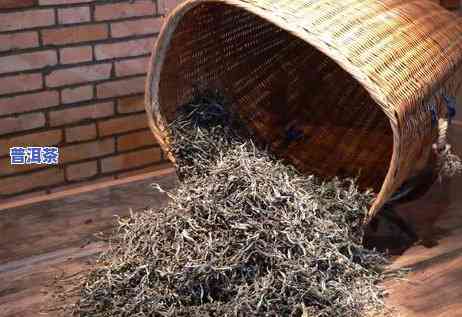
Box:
[146, 0, 462, 221]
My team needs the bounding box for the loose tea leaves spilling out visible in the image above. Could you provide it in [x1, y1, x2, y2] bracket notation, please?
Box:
[76, 96, 391, 317]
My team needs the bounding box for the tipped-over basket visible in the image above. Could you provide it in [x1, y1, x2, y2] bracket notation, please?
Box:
[145, 0, 462, 222]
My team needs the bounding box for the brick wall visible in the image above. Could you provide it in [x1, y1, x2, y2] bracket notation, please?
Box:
[0, 0, 184, 202]
[0, 0, 459, 203]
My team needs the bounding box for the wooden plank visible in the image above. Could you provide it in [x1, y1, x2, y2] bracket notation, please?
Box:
[0, 167, 175, 211]
[0, 243, 103, 317]
[385, 250, 462, 317]
[0, 172, 177, 317]
[0, 172, 177, 265]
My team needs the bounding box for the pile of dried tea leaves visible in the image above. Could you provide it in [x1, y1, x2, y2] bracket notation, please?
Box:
[76, 95, 391, 317]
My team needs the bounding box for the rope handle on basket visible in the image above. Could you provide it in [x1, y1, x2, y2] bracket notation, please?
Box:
[425, 93, 457, 150]
[436, 93, 457, 151]
[385, 93, 458, 206]
[433, 93, 462, 183]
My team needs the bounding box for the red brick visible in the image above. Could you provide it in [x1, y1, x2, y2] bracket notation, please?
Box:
[42, 24, 108, 46]
[0, 32, 39, 53]
[49, 101, 114, 126]
[111, 17, 163, 38]
[0, 73, 42, 95]
[94, 1, 156, 21]
[0, 50, 57, 74]
[97, 76, 146, 99]
[46, 63, 112, 87]
[0, 0, 36, 9]
[101, 147, 162, 173]
[0, 91, 59, 116]
[61, 85, 93, 104]
[117, 95, 145, 113]
[115, 57, 149, 77]
[0, 156, 43, 177]
[95, 37, 153, 60]
[0, 130, 62, 157]
[0, 9, 55, 32]
[117, 129, 157, 151]
[0, 113, 45, 135]
[60, 46, 93, 64]
[98, 113, 149, 137]
[0, 168, 64, 196]
[39, 0, 92, 5]
[58, 6, 91, 25]
[61, 138, 115, 163]
[66, 161, 98, 181]
[65, 123, 97, 143]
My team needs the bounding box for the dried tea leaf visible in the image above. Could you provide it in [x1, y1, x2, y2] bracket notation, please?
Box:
[75, 95, 391, 317]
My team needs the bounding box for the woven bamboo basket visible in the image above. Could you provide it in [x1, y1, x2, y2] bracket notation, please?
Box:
[145, 0, 462, 222]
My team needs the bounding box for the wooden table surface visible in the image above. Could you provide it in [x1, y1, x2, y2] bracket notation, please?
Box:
[379, 124, 462, 317]
[0, 169, 178, 317]
[0, 126, 461, 317]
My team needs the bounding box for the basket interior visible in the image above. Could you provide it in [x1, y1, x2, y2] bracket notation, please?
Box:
[158, 3, 394, 191]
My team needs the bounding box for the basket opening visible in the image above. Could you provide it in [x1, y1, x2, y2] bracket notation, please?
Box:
[157, 3, 393, 191]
